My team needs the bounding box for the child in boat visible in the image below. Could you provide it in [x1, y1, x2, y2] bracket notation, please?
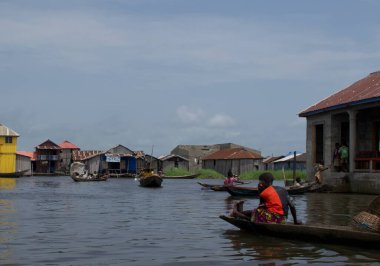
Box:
[224, 169, 239, 186]
[231, 172, 302, 225]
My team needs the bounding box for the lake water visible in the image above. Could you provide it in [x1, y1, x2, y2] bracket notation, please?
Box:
[0, 177, 379, 265]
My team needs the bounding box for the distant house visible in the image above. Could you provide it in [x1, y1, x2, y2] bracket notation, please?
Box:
[272, 153, 306, 171]
[202, 147, 263, 176]
[159, 154, 189, 171]
[299, 71, 380, 194]
[262, 156, 284, 170]
[0, 124, 19, 175]
[58, 140, 80, 173]
[171, 143, 261, 172]
[79, 145, 144, 177]
[34, 139, 61, 174]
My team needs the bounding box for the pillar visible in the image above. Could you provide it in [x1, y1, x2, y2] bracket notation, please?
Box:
[348, 110, 357, 172]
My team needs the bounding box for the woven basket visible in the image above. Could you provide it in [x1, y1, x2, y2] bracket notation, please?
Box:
[367, 196, 380, 217]
[352, 211, 380, 233]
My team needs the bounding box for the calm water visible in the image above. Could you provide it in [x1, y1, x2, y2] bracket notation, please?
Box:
[0, 177, 379, 266]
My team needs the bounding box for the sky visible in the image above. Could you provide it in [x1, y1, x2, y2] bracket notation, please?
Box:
[1, 0, 380, 157]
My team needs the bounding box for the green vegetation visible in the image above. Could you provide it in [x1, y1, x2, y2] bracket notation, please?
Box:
[239, 170, 307, 180]
[165, 167, 306, 181]
[196, 168, 224, 179]
[164, 167, 191, 176]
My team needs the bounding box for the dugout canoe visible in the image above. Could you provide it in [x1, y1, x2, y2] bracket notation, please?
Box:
[219, 215, 380, 248]
[163, 173, 200, 179]
[226, 183, 315, 197]
[197, 182, 228, 191]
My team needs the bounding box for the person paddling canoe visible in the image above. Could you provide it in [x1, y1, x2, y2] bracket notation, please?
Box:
[231, 172, 302, 225]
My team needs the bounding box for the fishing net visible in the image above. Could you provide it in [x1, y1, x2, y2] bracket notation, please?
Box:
[70, 162, 86, 176]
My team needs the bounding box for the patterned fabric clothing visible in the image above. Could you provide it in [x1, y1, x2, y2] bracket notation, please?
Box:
[251, 206, 286, 224]
[224, 177, 238, 185]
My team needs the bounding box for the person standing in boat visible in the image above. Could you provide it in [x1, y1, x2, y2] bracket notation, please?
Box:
[231, 172, 301, 225]
[224, 169, 239, 186]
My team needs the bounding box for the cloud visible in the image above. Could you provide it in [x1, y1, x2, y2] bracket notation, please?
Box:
[208, 114, 235, 127]
[176, 106, 205, 124]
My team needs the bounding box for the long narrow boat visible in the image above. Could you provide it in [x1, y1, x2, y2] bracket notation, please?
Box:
[71, 174, 108, 182]
[226, 183, 314, 197]
[219, 215, 380, 248]
[198, 181, 252, 192]
[197, 182, 228, 191]
[163, 173, 200, 179]
[0, 169, 28, 178]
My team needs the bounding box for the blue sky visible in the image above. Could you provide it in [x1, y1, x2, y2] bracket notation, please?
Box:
[1, 0, 380, 157]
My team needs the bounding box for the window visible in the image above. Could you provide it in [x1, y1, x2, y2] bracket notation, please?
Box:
[5, 136, 12, 143]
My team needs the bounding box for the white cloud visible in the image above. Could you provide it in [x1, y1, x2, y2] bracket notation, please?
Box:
[208, 114, 235, 127]
[176, 106, 205, 124]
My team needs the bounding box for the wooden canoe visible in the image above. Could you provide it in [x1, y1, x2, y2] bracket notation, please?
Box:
[0, 169, 28, 178]
[197, 182, 228, 191]
[139, 174, 163, 187]
[71, 174, 108, 182]
[226, 183, 315, 197]
[163, 173, 200, 179]
[219, 215, 380, 248]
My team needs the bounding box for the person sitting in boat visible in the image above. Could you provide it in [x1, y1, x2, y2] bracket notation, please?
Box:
[224, 169, 239, 186]
[231, 172, 302, 225]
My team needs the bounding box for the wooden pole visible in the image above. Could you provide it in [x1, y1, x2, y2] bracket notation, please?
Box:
[293, 151, 296, 182]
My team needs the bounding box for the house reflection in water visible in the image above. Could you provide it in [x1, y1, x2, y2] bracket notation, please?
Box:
[0, 178, 16, 190]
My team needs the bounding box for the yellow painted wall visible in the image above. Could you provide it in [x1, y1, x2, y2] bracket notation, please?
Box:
[0, 136, 18, 173]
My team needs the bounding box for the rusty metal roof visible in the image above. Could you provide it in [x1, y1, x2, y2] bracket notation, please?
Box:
[59, 140, 80, 150]
[0, 124, 19, 137]
[299, 71, 380, 117]
[202, 148, 262, 160]
[35, 139, 61, 150]
[72, 150, 103, 161]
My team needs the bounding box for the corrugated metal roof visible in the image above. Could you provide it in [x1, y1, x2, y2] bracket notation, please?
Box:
[262, 156, 284, 164]
[72, 150, 103, 161]
[159, 154, 189, 161]
[59, 140, 80, 150]
[35, 139, 61, 150]
[202, 148, 262, 160]
[299, 71, 380, 117]
[273, 153, 306, 163]
[16, 151, 37, 161]
[0, 124, 19, 137]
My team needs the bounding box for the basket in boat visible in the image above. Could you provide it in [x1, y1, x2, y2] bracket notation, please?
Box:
[352, 211, 380, 233]
[367, 196, 380, 217]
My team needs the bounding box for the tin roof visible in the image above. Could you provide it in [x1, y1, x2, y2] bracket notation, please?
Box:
[159, 154, 189, 161]
[273, 153, 306, 163]
[59, 140, 80, 150]
[35, 139, 61, 150]
[262, 156, 284, 164]
[299, 71, 380, 117]
[16, 151, 37, 160]
[202, 148, 262, 160]
[72, 150, 103, 161]
[0, 124, 19, 137]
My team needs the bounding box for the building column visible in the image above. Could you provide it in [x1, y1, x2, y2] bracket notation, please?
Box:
[348, 110, 357, 173]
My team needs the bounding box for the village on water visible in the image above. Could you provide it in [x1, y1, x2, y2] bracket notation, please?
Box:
[1, 71, 380, 253]
[2, 72, 380, 194]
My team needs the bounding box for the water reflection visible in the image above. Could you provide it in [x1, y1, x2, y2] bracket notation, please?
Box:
[305, 193, 376, 225]
[0, 199, 16, 263]
[222, 228, 380, 265]
[0, 178, 16, 190]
